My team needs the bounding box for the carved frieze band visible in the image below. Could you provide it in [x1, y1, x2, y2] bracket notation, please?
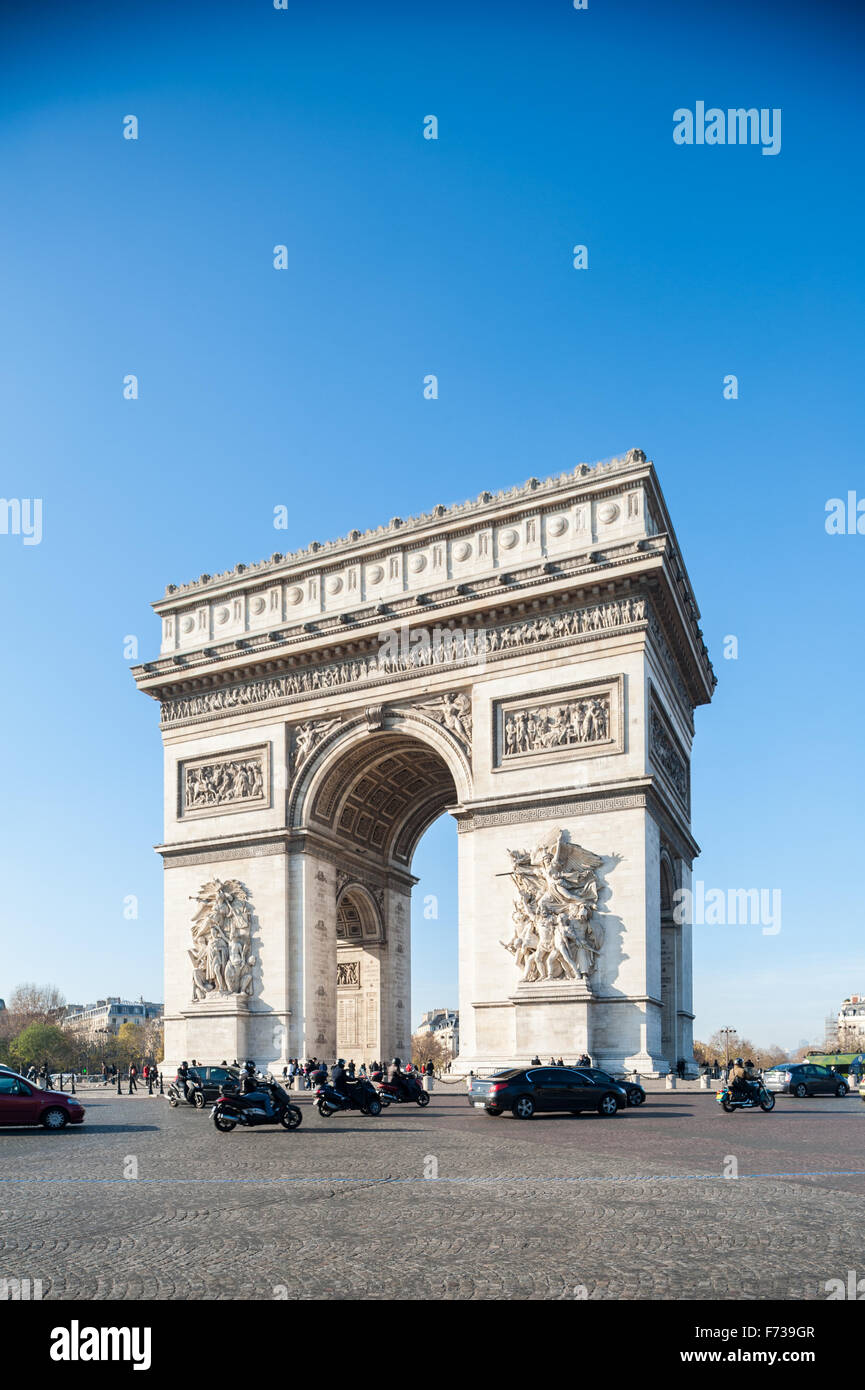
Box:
[162, 841, 287, 868]
[178, 744, 271, 820]
[648, 694, 690, 811]
[160, 595, 648, 728]
[647, 609, 693, 726]
[456, 793, 647, 832]
[493, 675, 623, 770]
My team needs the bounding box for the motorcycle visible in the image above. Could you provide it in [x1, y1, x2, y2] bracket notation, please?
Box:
[211, 1077, 302, 1133]
[315, 1077, 382, 1117]
[374, 1074, 430, 1108]
[167, 1074, 206, 1109]
[716, 1080, 775, 1113]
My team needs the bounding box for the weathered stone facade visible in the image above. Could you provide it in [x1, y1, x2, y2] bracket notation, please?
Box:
[134, 449, 715, 1075]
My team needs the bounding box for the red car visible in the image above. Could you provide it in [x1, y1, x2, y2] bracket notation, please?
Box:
[0, 1071, 86, 1129]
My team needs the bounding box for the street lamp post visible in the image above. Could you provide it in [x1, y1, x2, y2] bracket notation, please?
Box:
[720, 1027, 737, 1070]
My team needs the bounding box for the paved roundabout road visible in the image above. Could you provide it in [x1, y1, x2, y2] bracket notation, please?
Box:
[1, 1090, 862, 1300]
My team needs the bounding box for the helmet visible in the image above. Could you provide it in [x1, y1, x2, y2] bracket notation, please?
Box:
[244, 1060, 256, 1073]
[392, 1057, 401, 1067]
[734, 1058, 744, 1067]
[181, 1061, 188, 1068]
[337, 1059, 345, 1067]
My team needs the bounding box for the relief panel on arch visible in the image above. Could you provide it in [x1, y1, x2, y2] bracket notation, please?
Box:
[492, 675, 624, 770]
[648, 689, 690, 813]
[177, 743, 271, 819]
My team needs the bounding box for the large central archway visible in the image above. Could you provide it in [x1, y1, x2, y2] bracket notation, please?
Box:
[288, 719, 463, 1063]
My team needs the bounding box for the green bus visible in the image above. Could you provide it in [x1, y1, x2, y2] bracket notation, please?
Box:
[804, 1051, 865, 1076]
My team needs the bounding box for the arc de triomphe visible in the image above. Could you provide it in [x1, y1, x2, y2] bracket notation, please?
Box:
[133, 449, 715, 1076]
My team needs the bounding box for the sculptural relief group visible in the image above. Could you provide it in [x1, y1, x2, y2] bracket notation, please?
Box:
[184, 757, 264, 810]
[503, 695, 610, 756]
[188, 879, 256, 1001]
[502, 829, 605, 986]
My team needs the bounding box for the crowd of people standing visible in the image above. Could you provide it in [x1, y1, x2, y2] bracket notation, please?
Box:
[276, 1057, 436, 1088]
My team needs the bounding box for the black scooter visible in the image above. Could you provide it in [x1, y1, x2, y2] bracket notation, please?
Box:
[212, 1078, 302, 1132]
[315, 1077, 382, 1117]
[374, 1073, 430, 1107]
[167, 1073, 205, 1109]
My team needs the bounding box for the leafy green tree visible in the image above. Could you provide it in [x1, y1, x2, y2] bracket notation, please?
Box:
[10, 1022, 74, 1070]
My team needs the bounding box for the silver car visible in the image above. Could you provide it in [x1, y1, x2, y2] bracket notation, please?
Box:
[763, 1063, 849, 1097]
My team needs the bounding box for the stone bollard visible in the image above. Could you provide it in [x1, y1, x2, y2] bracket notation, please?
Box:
[665, 1073, 677, 1090]
[422, 1074, 434, 1093]
[699, 1074, 709, 1090]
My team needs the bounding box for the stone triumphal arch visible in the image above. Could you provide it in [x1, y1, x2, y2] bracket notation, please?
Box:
[134, 449, 715, 1075]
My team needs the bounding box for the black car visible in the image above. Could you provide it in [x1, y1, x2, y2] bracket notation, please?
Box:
[188, 1065, 241, 1101]
[580, 1067, 646, 1106]
[468, 1067, 626, 1119]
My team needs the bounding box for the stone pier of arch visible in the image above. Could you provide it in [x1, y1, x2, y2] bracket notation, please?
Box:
[134, 449, 715, 1076]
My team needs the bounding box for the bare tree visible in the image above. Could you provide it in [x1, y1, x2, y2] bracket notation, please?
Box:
[698, 1032, 790, 1070]
[7, 983, 66, 1024]
[751, 1043, 790, 1070]
[411, 1032, 448, 1071]
[143, 1018, 164, 1065]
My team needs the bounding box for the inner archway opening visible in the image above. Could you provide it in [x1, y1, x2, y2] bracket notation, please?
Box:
[309, 729, 461, 1066]
[410, 811, 460, 1067]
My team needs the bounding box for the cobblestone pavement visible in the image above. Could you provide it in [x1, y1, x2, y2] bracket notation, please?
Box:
[1, 1090, 862, 1300]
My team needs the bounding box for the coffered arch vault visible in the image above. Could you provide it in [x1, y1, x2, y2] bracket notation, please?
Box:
[336, 882, 384, 943]
[289, 711, 469, 869]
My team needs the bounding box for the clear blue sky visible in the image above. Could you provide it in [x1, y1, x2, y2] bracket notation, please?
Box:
[1, 0, 862, 1049]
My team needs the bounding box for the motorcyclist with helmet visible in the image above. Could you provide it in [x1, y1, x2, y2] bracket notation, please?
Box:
[744, 1058, 761, 1097]
[331, 1058, 351, 1104]
[239, 1059, 274, 1116]
[176, 1060, 191, 1101]
[727, 1057, 751, 1100]
[387, 1056, 412, 1101]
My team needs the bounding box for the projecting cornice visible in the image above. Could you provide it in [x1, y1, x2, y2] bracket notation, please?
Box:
[157, 448, 652, 603]
[132, 452, 716, 710]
